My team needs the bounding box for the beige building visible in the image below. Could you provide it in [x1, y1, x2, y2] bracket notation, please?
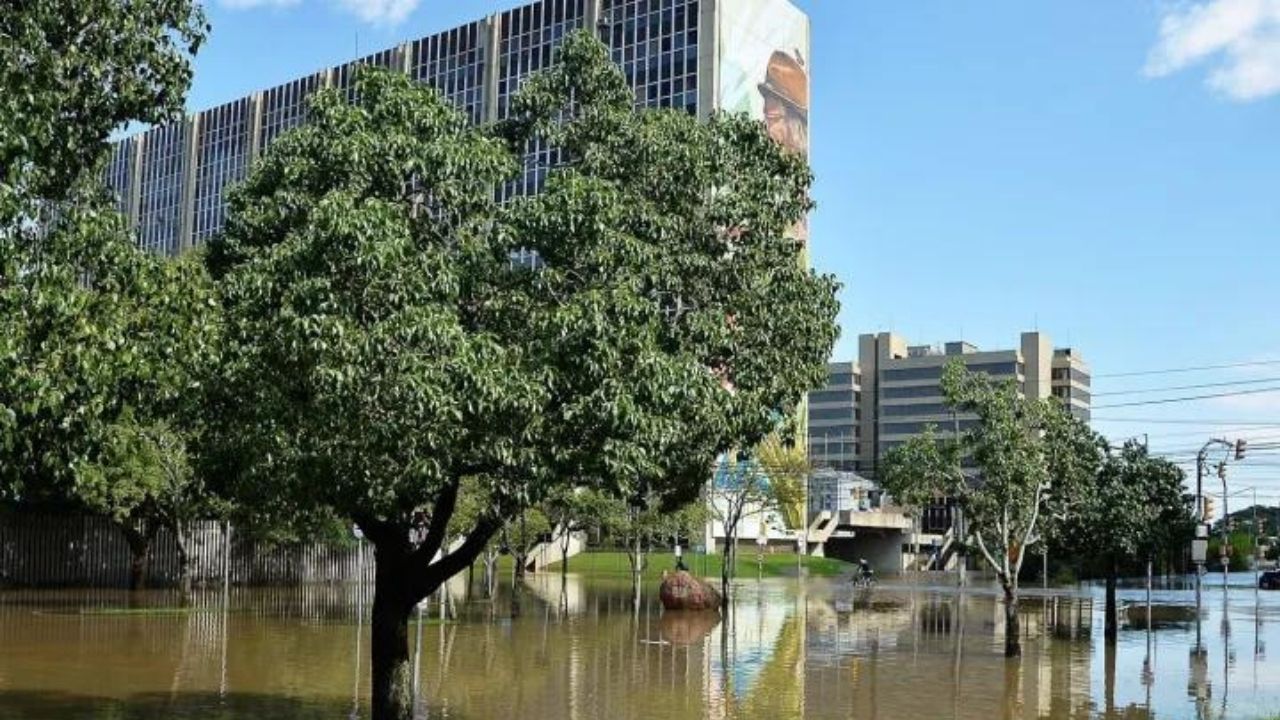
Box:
[808, 331, 1091, 477]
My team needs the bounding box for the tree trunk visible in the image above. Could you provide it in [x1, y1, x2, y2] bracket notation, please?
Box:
[721, 532, 736, 609]
[1002, 582, 1021, 658]
[631, 531, 643, 603]
[370, 580, 414, 720]
[173, 520, 192, 595]
[1104, 555, 1119, 644]
[560, 532, 571, 578]
[121, 524, 154, 591]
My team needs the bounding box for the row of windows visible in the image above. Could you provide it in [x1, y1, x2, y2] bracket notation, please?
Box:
[881, 419, 981, 436]
[259, 73, 325, 151]
[102, 138, 135, 217]
[808, 389, 857, 405]
[1051, 367, 1092, 386]
[811, 426, 856, 441]
[826, 371, 861, 387]
[608, 0, 700, 114]
[1052, 386, 1092, 404]
[880, 384, 942, 400]
[193, 98, 253, 245]
[114, 0, 707, 251]
[412, 21, 487, 125]
[880, 402, 957, 418]
[136, 122, 188, 255]
[810, 442, 859, 458]
[809, 407, 858, 422]
[881, 361, 1021, 383]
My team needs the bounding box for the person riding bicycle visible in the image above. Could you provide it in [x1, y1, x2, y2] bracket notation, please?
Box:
[857, 558, 874, 584]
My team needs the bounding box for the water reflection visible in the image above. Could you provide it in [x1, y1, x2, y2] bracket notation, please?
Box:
[1, 573, 1279, 719]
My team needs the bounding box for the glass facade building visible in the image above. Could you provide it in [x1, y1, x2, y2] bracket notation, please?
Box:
[105, 0, 802, 256]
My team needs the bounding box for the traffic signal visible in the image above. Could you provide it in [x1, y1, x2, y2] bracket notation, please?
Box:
[1236, 439, 1248, 460]
[1203, 496, 1216, 522]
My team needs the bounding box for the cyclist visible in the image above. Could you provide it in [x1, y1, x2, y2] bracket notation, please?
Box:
[856, 558, 875, 586]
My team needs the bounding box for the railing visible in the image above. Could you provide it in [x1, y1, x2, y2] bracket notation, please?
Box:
[0, 513, 374, 589]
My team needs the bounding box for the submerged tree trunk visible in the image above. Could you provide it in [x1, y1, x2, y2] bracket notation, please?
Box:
[721, 532, 736, 609]
[1002, 582, 1021, 658]
[1104, 555, 1119, 644]
[361, 510, 497, 720]
[560, 531, 571, 578]
[370, 580, 414, 720]
[121, 524, 155, 591]
[630, 531, 643, 608]
[173, 520, 192, 595]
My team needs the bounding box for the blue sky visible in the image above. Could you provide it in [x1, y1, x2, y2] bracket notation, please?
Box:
[189, 0, 1280, 490]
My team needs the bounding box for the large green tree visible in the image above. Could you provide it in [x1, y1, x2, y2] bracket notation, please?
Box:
[879, 362, 1097, 657]
[0, 0, 215, 581]
[208, 31, 838, 720]
[1056, 441, 1191, 643]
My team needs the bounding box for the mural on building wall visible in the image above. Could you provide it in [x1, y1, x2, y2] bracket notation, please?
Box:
[718, 0, 810, 160]
[718, 0, 812, 449]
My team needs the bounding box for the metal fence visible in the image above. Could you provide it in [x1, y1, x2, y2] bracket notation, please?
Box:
[0, 514, 375, 589]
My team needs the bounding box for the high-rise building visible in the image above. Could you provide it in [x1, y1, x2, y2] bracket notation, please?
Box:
[807, 331, 1092, 475]
[104, 0, 812, 256]
[807, 361, 860, 471]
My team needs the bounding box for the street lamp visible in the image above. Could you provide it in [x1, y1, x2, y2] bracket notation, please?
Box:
[1194, 438, 1244, 656]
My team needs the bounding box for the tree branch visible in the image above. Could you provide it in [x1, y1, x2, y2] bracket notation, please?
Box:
[1016, 480, 1048, 577]
[407, 516, 501, 602]
[415, 477, 460, 561]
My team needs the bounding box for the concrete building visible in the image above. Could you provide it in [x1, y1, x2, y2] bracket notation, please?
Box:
[807, 331, 1092, 477]
[104, 0, 812, 256]
[807, 362, 861, 471]
[800, 331, 1091, 569]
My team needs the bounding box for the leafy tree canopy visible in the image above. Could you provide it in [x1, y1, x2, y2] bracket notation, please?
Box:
[1, 0, 207, 207]
[208, 30, 839, 562]
[0, 194, 219, 505]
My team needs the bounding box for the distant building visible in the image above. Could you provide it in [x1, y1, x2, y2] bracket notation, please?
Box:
[104, 0, 813, 256]
[807, 361, 860, 471]
[806, 331, 1091, 478]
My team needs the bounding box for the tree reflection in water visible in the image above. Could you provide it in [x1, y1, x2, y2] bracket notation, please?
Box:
[1, 576, 1278, 719]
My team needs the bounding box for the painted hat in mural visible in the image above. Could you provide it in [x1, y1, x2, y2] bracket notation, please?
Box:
[759, 50, 809, 119]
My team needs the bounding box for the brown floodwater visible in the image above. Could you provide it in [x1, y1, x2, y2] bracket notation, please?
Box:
[1, 571, 1278, 719]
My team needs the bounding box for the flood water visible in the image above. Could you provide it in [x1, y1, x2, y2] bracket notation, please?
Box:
[1, 571, 1278, 719]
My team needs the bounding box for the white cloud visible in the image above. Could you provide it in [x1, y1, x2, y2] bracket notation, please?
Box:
[1145, 0, 1280, 100]
[218, 0, 419, 26]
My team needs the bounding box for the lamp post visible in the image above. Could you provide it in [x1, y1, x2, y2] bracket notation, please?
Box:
[1193, 438, 1247, 656]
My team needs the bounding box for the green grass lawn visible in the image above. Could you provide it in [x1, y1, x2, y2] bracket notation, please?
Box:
[543, 551, 852, 579]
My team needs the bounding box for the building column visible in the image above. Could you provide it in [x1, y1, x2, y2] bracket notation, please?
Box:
[483, 14, 502, 123]
[697, 0, 720, 120]
[178, 115, 199, 253]
[127, 136, 144, 230]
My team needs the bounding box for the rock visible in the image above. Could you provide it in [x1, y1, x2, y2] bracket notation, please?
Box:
[659, 570, 722, 611]
[659, 610, 721, 646]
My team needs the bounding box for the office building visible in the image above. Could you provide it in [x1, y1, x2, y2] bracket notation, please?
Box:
[807, 361, 860, 471]
[103, 0, 812, 256]
[807, 331, 1091, 475]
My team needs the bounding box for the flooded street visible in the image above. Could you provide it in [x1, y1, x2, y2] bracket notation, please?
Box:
[1, 572, 1278, 719]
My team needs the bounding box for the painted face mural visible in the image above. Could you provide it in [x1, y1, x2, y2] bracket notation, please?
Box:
[718, 0, 811, 247]
[760, 49, 809, 155]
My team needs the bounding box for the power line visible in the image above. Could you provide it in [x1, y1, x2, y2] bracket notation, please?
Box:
[1094, 376, 1280, 397]
[1092, 417, 1280, 426]
[1095, 358, 1280, 379]
[1093, 385, 1280, 409]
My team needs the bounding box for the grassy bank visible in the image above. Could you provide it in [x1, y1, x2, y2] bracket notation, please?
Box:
[543, 551, 852, 579]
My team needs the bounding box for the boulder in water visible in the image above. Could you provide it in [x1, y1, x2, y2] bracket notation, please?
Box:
[659, 570, 722, 611]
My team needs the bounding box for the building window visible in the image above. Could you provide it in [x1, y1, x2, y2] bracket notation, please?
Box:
[808, 389, 855, 405]
[136, 122, 188, 255]
[193, 98, 252, 245]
